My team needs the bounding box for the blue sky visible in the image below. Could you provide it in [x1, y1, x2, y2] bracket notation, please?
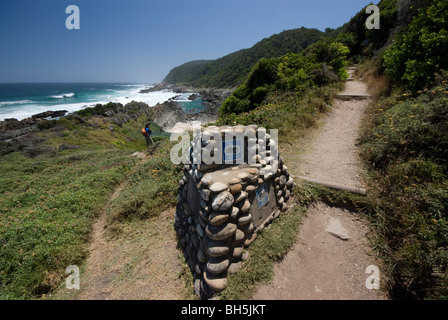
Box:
[0, 0, 377, 83]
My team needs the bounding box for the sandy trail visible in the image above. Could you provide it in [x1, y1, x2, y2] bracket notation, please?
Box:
[253, 68, 387, 300]
[298, 78, 370, 187]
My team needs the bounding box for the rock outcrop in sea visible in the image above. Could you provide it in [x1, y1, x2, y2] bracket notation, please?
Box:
[147, 84, 233, 132]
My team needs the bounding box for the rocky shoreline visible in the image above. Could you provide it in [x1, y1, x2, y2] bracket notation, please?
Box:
[146, 84, 233, 132]
[0, 110, 68, 141]
[0, 84, 233, 143]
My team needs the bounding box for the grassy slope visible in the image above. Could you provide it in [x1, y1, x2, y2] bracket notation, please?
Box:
[0, 148, 135, 298]
[0, 111, 180, 299]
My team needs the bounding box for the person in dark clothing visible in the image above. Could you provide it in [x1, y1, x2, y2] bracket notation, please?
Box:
[142, 123, 155, 151]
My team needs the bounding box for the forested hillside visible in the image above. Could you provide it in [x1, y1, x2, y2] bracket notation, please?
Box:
[163, 27, 326, 88]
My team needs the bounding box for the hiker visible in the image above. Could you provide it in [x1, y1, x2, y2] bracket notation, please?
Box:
[142, 123, 155, 151]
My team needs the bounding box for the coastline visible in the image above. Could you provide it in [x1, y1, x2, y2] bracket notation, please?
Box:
[145, 84, 232, 132]
[0, 83, 233, 141]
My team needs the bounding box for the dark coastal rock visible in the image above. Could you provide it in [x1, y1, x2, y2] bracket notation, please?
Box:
[31, 110, 68, 120]
[146, 85, 234, 132]
[2, 134, 56, 158]
[104, 101, 152, 127]
[0, 110, 68, 142]
[0, 124, 35, 141]
[1, 118, 33, 131]
[188, 94, 199, 101]
[148, 100, 189, 132]
[139, 83, 173, 93]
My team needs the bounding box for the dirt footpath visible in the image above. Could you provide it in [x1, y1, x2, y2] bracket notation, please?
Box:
[299, 79, 371, 187]
[253, 202, 385, 300]
[52, 155, 189, 301]
[253, 69, 388, 300]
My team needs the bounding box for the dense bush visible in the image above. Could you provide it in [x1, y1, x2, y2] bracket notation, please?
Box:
[75, 102, 122, 117]
[383, 0, 448, 90]
[219, 40, 349, 116]
[304, 41, 349, 80]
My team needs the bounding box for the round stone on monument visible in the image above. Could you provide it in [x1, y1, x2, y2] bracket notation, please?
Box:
[210, 182, 229, 193]
[211, 191, 234, 211]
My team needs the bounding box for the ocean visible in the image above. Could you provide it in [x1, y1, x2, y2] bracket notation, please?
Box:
[0, 83, 201, 121]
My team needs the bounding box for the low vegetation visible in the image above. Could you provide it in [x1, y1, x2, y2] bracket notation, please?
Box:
[358, 72, 448, 299]
[106, 141, 183, 235]
[0, 102, 176, 299]
[0, 149, 135, 298]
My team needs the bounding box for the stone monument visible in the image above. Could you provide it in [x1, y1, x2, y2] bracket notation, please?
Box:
[173, 124, 294, 299]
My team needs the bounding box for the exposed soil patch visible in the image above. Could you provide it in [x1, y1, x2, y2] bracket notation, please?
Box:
[56, 155, 189, 300]
[298, 79, 370, 187]
[253, 201, 386, 300]
[76, 207, 186, 300]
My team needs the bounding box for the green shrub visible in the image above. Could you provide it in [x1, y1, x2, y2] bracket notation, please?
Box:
[249, 85, 270, 108]
[304, 40, 349, 80]
[246, 58, 279, 91]
[37, 120, 58, 131]
[383, 0, 448, 90]
[219, 40, 349, 116]
[75, 102, 122, 117]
